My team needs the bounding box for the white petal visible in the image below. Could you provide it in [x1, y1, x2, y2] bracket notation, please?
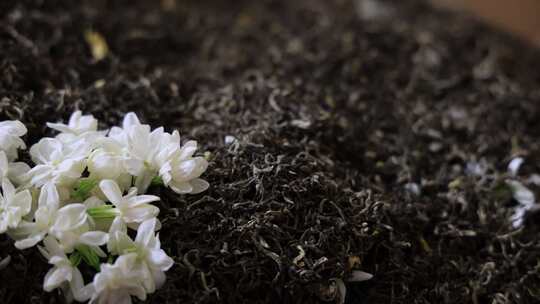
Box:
[29, 138, 62, 164]
[42, 235, 65, 257]
[138, 263, 156, 293]
[28, 165, 52, 187]
[178, 141, 198, 159]
[134, 171, 155, 194]
[126, 195, 160, 208]
[123, 205, 159, 224]
[508, 157, 524, 176]
[68, 111, 83, 126]
[135, 218, 157, 247]
[151, 268, 167, 289]
[158, 162, 172, 184]
[14, 232, 46, 249]
[169, 181, 193, 194]
[8, 161, 31, 185]
[109, 216, 127, 234]
[39, 182, 60, 209]
[148, 248, 174, 271]
[46, 122, 72, 134]
[100, 180, 123, 205]
[75, 283, 95, 302]
[44, 266, 72, 291]
[1, 179, 16, 200]
[349, 270, 374, 282]
[54, 204, 87, 231]
[172, 157, 208, 182]
[70, 268, 91, 301]
[80, 231, 109, 246]
[11, 190, 32, 217]
[109, 230, 135, 255]
[123, 158, 145, 176]
[123, 112, 141, 129]
[0, 120, 27, 137]
[189, 178, 209, 194]
[0, 151, 8, 175]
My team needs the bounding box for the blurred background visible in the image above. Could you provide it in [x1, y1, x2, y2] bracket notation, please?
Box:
[433, 0, 540, 47]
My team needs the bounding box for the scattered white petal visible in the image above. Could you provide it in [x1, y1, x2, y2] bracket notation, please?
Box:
[507, 180, 536, 228]
[508, 157, 524, 176]
[224, 135, 236, 145]
[527, 174, 540, 185]
[404, 183, 421, 196]
[466, 160, 487, 177]
[349, 270, 373, 282]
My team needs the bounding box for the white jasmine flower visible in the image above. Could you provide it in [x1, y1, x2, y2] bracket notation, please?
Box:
[0, 179, 32, 233]
[110, 112, 208, 194]
[0, 120, 27, 161]
[88, 253, 148, 304]
[87, 147, 129, 182]
[47, 111, 98, 135]
[108, 218, 174, 293]
[106, 216, 162, 255]
[38, 236, 90, 302]
[159, 140, 209, 194]
[119, 125, 171, 192]
[28, 137, 90, 188]
[12, 183, 60, 249]
[50, 203, 108, 254]
[96, 180, 160, 228]
[0, 151, 31, 186]
[79, 138, 132, 198]
[107, 112, 145, 147]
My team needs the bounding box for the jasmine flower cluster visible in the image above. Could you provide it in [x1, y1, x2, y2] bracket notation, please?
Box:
[0, 111, 209, 303]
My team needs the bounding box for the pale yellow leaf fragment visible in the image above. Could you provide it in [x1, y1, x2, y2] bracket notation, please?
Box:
[84, 30, 109, 61]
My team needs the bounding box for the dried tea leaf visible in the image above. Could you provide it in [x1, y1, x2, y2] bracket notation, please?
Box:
[84, 30, 109, 61]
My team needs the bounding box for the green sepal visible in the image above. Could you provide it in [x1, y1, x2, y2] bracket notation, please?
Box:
[75, 245, 101, 271]
[69, 252, 82, 267]
[87, 204, 117, 219]
[151, 176, 164, 186]
[73, 178, 99, 201]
